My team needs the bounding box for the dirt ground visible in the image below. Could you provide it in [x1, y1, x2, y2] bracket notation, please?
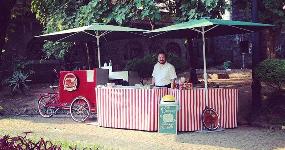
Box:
[0, 84, 51, 116]
[0, 116, 284, 150]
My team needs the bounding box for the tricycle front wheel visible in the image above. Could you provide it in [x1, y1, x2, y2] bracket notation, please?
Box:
[70, 96, 90, 122]
[202, 107, 220, 131]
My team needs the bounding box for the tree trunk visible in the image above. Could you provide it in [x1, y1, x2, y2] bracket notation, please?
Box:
[88, 41, 96, 69]
[0, 0, 16, 67]
[251, 32, 262, 112]
[187, 37, 199, 84]
[261, 28, 282, 59]
[251, 0, 262, 112]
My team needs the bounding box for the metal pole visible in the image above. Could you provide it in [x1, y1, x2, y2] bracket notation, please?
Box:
[242, 53, 246, 69]
[96, 36, 101, 68]
[202, 26, 208, 106]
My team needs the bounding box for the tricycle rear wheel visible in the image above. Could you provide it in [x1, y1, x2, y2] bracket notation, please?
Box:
[70, 96, 90, 122]
[38, 95, 54, 118]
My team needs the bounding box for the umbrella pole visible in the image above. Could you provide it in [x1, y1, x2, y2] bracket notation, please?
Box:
[96, 36, 101, 68]
[202, 26, 208, 106]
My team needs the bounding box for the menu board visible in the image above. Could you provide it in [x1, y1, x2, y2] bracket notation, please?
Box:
[159, 104, 177, 134]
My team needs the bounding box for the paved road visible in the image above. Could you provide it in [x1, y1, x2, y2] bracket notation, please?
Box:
[0, 115, 284, 150]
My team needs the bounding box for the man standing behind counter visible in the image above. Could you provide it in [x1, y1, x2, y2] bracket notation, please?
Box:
[152, 51, 177, 88]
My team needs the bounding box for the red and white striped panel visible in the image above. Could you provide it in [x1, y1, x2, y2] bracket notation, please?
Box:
[207, 88, 238, 128]
[96, 88, 168, 131]
[96, 88, 238, 132]
[169, 88, 204, 131]
[169, 88, 238, 131]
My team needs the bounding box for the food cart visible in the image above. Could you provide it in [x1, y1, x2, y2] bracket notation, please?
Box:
[38, 69, 108, 122]
[38, 67, 238, 131]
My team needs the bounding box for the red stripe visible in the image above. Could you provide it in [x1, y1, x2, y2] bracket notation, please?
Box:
[101, 89, 104, 126]
[141, 90, 145, 130]
[104, 89, 107, 127]
[222, 89, 226, 128]
[194, 89, 197, 130]
[200, 88, 205, 130]
[113, 89, 119, 128]
[182, 90, 186, 131]
[118, 89, 121, 128]
[193, 89, 197, 130]
[234, 89, 238, 127]
[155, 88, 159, 131]
[103, 89, 106, 126]
[228, 89, 233, 128]
[106, 89, 109, 127]
[189, 90, 194, 131]
[186, 90, 190, 131]
[134, 89, 137, 129]
[139, 89, 142, 130]
[225, 89, 229, 128]
[127, 89, 130, 129]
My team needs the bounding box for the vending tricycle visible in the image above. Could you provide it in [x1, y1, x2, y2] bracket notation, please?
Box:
[37, 69, 108, 122]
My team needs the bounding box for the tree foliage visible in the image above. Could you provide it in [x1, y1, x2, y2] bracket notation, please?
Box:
[235, 0, 285, 58]
[30, 0, 228, 59]
[259, 0, 285, 30]
[255, 59, 285, 91]
[259, 0, 285, 58]
[179, 0, 229, 21]
[0, 0, 17, 66]
[31, 0, 162, 59]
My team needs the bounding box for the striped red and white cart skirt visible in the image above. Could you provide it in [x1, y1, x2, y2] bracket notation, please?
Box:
[95, 88, 238, 132]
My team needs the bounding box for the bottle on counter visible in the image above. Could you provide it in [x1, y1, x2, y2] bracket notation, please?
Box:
[109, 60, 112, 66]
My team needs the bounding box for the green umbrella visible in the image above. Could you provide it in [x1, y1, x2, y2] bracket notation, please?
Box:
[35, 23, 148, 68]
[147, 18, 273, 106]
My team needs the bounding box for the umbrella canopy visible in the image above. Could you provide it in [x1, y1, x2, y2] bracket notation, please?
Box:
[147, 18, 273, 38]
[34, 23, 148, 67]
[147, 18, 273, 105]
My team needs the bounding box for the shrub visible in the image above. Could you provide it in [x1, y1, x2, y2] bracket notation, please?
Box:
[0, 135, 61, 150]
[223, 61, 232, 70]
[124, 53, 188, 78]
[255, 59, 285, 90]
[124, 54, 156, 78]
[167, 53, 189, 73]
[0, 135, 101, 150]
[1, 58, 34, 95]
[3, 71, 30, 94]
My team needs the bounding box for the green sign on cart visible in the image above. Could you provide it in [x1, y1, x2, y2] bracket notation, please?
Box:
[158, 104, 178, 134]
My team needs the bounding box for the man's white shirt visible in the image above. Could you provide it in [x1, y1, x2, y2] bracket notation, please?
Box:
[152, 62, 177, 86]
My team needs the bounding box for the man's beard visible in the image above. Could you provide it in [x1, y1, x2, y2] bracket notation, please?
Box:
[159, 60, 166, 64]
